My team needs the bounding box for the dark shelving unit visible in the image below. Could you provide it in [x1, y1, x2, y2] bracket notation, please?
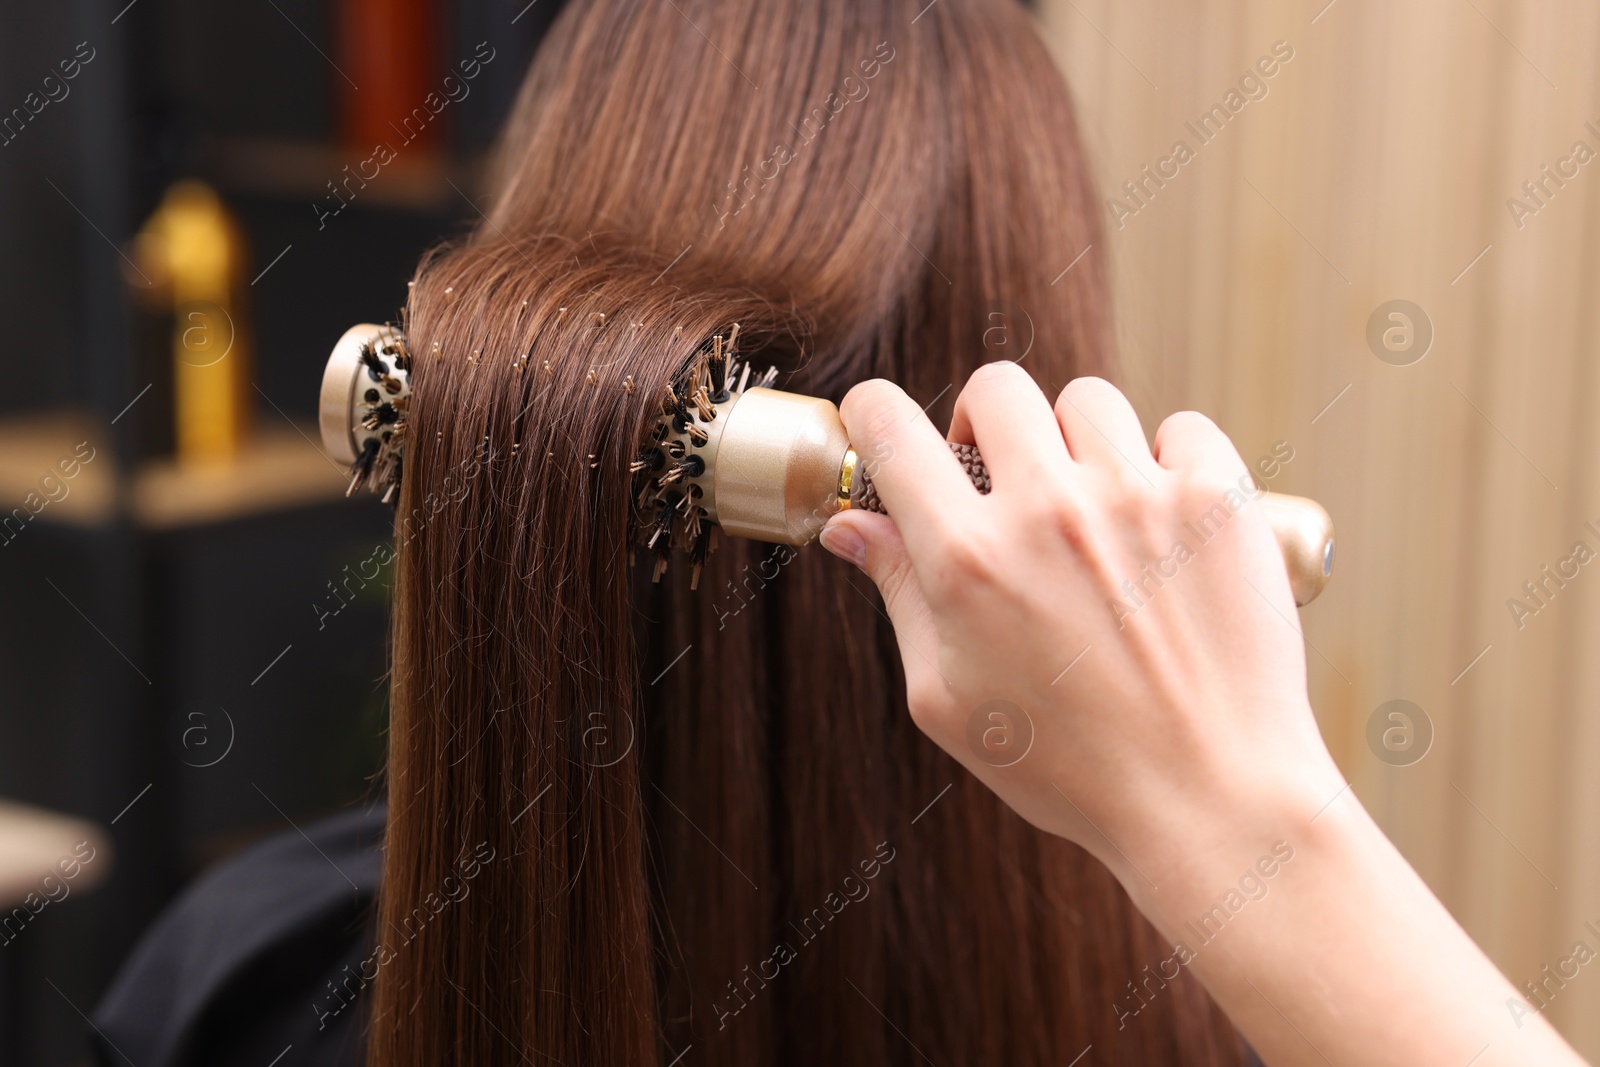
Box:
[0, 1, 557, 1062]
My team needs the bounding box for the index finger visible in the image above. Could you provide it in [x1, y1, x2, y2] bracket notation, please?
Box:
[839, 378, 980, 553]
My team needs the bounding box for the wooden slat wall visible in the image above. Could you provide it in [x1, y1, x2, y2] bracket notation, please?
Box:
[1037, 0, 1600, 1052]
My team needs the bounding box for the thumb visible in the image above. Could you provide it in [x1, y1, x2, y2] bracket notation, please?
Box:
[819, 510, 946, 701]
[819, 510, 916, 606]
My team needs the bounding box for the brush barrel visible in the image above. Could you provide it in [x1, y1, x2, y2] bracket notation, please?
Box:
[706, 388, 853, 543]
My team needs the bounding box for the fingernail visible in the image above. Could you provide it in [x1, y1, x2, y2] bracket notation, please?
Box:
[819, 525, 867, 569]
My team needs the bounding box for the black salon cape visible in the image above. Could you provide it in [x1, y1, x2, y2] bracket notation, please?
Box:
[90, 804, 385, 1067]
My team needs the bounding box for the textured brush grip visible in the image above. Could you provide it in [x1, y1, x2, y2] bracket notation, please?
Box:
[849, 442, 1333, 606]
[853, 442, 989, 513]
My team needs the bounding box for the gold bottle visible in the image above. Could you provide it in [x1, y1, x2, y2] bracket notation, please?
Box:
[132, 181, 252, 464]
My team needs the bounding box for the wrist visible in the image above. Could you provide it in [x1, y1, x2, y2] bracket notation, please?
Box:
[1116, 717, 1358, 936]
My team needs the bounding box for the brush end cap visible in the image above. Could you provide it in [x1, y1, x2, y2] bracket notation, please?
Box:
[1261, 493, 1334, 606]
[320, 323, 388, 465]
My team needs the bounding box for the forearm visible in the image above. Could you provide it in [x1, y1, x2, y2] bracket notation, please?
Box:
[1126, 766, 1584, 1067]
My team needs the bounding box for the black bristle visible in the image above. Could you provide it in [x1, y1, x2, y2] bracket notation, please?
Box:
[629, 448, 664, 475]
[361, 401, 401, 430]
[346, 437, 380, 498]
[359, 343, 386, 380]
[630, 325, 771, 586]
[708, 337, 728, 394]
[646, 502, 676, 550]
[688, 526, 711, 591]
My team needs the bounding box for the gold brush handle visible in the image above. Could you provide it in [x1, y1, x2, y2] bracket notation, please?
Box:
[849, 442, 1334, 606]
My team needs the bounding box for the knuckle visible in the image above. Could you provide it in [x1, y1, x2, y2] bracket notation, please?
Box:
[973, 359, 1030, 384]
[1055, 374, 1119, 415]
[1089, 480, 1157, 553]
[964, 359, 1031, 400]
[930, 529, 999, 596]
[1155, 409, 1219, 450]
[1104, 476, 1157, 527]
[1039, 471, 1158, 557]
[854, 402, 908, 452]
[1059, 374, 1116, 401]
[1163, 408, 1219, 433]
[1101, 452, 1155, 494]
[840, 379, 905, 440]
[1030, 480, 1089, 535]
[904, 675, 947, 729]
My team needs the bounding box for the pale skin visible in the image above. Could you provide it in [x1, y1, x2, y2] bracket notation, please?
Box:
[817, 366, 1587, 1067]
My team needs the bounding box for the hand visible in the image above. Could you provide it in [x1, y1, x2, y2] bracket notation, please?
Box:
[820, 366, 1343, 893]
[820, 366, 1588, 1066]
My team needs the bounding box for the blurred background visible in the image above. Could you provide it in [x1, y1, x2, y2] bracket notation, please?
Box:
[0, 0, 1594, 1063]
[0, 0, 557, 1062]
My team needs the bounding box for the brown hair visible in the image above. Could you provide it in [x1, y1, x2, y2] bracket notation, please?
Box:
[368, 0, 1246, 1064]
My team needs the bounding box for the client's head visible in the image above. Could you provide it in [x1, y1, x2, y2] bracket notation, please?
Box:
[371, 1, 1245, 1064]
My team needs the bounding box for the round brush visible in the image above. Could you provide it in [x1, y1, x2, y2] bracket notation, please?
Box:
[319, 323, 411, 503]
[320, 323, 1334, 604]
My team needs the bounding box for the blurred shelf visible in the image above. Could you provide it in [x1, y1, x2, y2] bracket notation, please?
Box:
[0, 410, 353, 531]
[201, 135, 487, 215]
[0, 800, 109, 910]
[0, 412, 113, 527]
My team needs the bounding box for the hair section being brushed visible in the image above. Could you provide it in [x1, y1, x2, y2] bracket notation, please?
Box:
[377, 246, 784, 1064]
[369, 1, 1248, 1065]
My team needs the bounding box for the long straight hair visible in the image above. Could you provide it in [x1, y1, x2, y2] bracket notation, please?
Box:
[369, 1, 1247, 1064]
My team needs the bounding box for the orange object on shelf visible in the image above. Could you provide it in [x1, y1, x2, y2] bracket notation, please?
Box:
[337, 0, 440, 153]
